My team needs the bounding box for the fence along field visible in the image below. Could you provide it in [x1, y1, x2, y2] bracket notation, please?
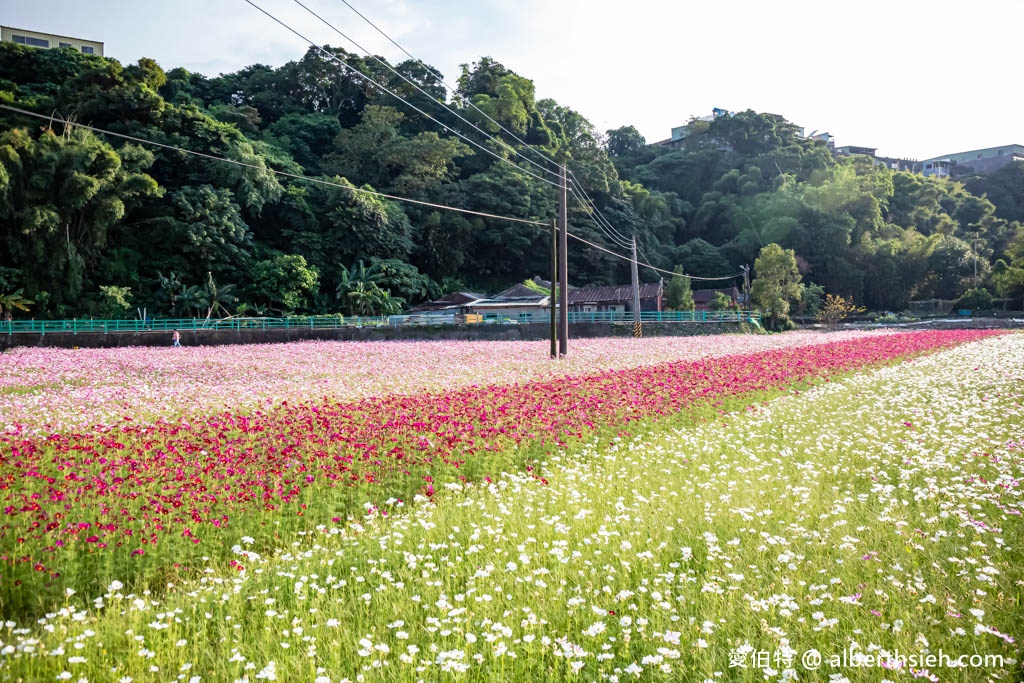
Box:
[0, 330, 1020, 682]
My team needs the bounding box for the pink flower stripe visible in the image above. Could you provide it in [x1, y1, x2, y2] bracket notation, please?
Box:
[2, 330, 898, 436]
[0, 329, 1000, 606]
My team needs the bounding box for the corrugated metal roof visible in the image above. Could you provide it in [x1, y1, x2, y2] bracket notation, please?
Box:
[568, 282, 662, 305]
[492, 283, 547, 301]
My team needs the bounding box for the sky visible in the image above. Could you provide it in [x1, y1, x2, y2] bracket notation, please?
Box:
[3, 0, 1021, 161]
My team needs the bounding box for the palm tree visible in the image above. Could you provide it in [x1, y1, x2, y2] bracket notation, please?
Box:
[0, 289, 33, 320]
[376, 290, 406, 316]
[337, 260, 387, 316]
[176, 285, 208, 318]
[345, 281, 381, 317]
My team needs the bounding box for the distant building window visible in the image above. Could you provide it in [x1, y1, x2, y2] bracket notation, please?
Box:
[81, 45, 94, 54]
[925, 163, 932, 169]
[13, 34, 49, 47]
[978, 154, 983, 159]
[59, 42, 72, 48]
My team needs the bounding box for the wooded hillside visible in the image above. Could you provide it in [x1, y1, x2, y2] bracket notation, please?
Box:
[1, 43, 1021, 318]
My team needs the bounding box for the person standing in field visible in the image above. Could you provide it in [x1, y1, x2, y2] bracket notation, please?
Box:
[172, 329, 181, 347]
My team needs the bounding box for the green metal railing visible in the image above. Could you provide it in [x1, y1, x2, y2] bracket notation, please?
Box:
[2, 311, 760, 335]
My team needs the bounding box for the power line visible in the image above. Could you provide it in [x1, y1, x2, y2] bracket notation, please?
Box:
[242, 0, 561, 191]
[567, 187, 633, 250]
[333, 0, 563, 178]
[255, 0, 700, 284]
[568, 231, 744, 282]
[0, 103, 547, 227]
[568, 171, 710, 280]
[290, 0, 560, 183]
[324, 0, 665, 271]
[567, 173, 633, 245]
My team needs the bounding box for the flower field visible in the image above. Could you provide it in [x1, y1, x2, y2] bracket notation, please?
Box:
[3, 331, 906, 435]
[1, 330, 1021, 682]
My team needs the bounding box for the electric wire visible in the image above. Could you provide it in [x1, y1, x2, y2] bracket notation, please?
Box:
[289, 0, 560, 183]
[567, 171, 706, 279]
[567, 187, 633, 250]
[243, 0, 562, 190]
[258, 0, 684, 278]
[568, 231, 745, 282]
[567, 173, 633, 245]
[333, 0, 563, 178]
[0, 104, 547, 227]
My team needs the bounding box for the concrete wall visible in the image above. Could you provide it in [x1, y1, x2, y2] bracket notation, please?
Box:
[0, 321, 755, 351]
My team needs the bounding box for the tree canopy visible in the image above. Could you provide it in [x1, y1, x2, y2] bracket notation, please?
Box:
[1, 41, 1022, 318]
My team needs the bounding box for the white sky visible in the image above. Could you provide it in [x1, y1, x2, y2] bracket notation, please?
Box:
[3, 0, 1021, 161]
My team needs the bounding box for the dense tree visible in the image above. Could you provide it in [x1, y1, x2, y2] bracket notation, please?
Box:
[1, 41, 1021, 319]
[751, 244, 804, 330]
[0, 126, 159, 316]
[249, 253, 319, 314]
[664, 266, 694, 311]
[605, 126, 646, 158]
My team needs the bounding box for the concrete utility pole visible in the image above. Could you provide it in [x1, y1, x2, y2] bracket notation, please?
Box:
[558, 165, 569, 356]
[741, 264, 751, 308]
[630, 235, 642, 336]
[972, 235, 980, 288]
[550, 219, 557, 358]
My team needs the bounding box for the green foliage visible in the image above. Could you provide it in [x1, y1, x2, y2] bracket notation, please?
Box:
[665, 266, 694, 311]
[989, 259, 1024, 308]
[521, 278, 550, 296]
[96, 285, 132, 319]
[956, 287, 994, 311]
[0, 125, 159, 316]
[249, 254, 319, 314]
[605, 126, 646, 158]
[815, 293, 866, 327]
[0, 288, 33, 317]
[707, 291, 734, 311]
[1, 41, 1022, 318]
[751, 244, 803, 330]
[335, 260, 407, 316]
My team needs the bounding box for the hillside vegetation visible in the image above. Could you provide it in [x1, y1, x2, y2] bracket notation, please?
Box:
[1, 43, 1022, 318]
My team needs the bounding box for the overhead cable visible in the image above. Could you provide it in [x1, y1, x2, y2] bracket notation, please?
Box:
[292, 0, 560, 182]
[0, 104, 547, 227]
[567, 172, 633, 245]
[567, 187, 633, 250]
[568, 231, 744, 281]
[242, 0, 561, 190]
[333, 0, 563, 177]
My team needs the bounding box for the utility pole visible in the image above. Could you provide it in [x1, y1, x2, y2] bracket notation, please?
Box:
[741, 264, 751, 309]
[550, 219, 557, 358]
[972, 235, 979, 288]
[558, 164, 569, 356]
[630, 235, 642, 337]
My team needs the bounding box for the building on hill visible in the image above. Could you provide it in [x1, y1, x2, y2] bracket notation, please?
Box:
[651, 108, 732, 149]
[835, 145, 917, 173]
[919, 144, 1024, 177]
[805, 130, 835, 151]
[1, 26, 103, 56]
